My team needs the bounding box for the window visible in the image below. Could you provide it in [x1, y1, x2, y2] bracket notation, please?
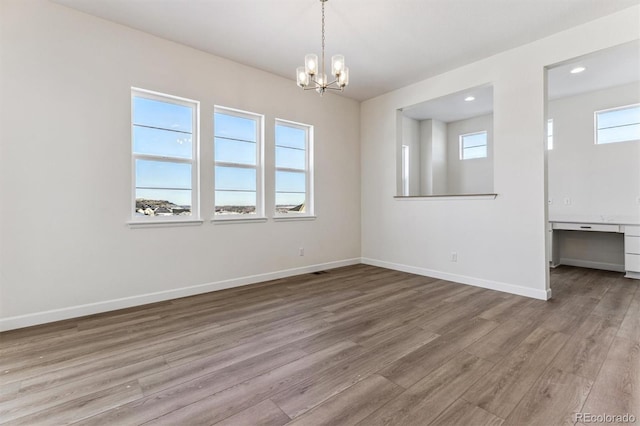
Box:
[214, 107, 263, 217]
[595, 104, 640, 145]
[459, 131, 487, 160]
[547, 119, 553, 150]
[131, 88, 198, 220]
[275, 119, 313, 216]
[401, 145, 409, 196]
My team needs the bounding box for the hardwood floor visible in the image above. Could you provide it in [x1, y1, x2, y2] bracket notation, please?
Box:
[0, 265, 638, 425]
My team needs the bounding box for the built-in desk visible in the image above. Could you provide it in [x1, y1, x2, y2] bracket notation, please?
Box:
[549, 219, 640, 279]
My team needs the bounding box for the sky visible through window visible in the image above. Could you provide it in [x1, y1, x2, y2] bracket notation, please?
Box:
[133, 97, 193, 207]
[214, 112, 258, 210]
[596, 104, 640, 144]
[275, 124, 307, 208]
[134, 98, 309, 213]
[460, 131, 487, 160]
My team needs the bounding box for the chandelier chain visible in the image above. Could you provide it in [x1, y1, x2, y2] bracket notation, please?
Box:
[321, 0, 326, 84]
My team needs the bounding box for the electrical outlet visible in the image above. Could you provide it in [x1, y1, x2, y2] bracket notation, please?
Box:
[451, 252, 457, 262]
[564, 198, 571, 205]
[299, 248, 304, 256]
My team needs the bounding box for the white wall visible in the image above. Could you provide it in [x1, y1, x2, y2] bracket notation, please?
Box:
[432, 119, 448, 195]
[361, 6, 639, 300]
[401, 116, 421, 195]
[418, 119, 448, 195]
[548, 82, 640, 223]
[446, 114, 494, 194]
[0, 0, 361, 329]
[419, 120, 434, 195]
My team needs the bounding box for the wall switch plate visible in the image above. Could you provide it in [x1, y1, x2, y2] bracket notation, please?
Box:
[450, 252, 457, 262]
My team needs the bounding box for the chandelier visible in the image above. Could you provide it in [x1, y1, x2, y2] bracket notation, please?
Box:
[296, 0, 349, 95]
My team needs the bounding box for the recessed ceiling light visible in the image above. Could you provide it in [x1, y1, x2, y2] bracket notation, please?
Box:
[464, 96, 475, 102]
[570, 66, 586, 74]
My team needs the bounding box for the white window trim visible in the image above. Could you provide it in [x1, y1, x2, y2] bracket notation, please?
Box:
[594, 103, 640, 145]
[213, 106, 265, 221]
[459, 130, 488, 160]
[274, 118, 314, 219]
[130, 87, 200, 226]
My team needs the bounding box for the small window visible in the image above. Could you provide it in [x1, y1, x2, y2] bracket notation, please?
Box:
[595, 104, 640, 145]
[131, 88, 199, 220]
[401, 145, 409, 196]
[460, 131, 487, 160]
[275, 119, 313, 216]
[547, 119, 553, 150]
[214, 107, 264, 217]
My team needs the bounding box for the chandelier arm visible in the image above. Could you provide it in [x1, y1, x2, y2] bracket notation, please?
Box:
[308, 78, 322, 88]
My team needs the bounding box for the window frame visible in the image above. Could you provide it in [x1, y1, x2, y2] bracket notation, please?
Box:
[130, 87, 200, 224]
[459, 130, 488, 160]
[213, 106, 265, 221]
[594, 103, 640, 145]
[274, 118, 314, 218]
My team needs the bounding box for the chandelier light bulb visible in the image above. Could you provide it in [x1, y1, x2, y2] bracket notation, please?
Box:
[338, 67, 349, 87]
[332, 54, 345, 76]
[296, 66, 309, 87]
[316, 73, 327, 93]
[305, 54, 318, 75]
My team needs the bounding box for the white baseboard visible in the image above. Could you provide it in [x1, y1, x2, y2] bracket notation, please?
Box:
[361, 257, 551, 301]
[625, 271, 640, 280]
[558, 258, 625, 273]
[0, 258, 360, 332]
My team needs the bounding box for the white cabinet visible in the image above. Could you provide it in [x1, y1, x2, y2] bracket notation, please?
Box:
[552, 222, 620, 233]
[549, 222, 640, 279]
[625, 226, 640, 279]
[626, 235, 640, 254]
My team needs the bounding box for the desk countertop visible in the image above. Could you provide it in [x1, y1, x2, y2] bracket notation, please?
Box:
[549, 215, 640, 227]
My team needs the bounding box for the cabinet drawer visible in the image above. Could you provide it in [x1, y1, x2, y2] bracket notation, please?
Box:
[552, 223, 620, 233]
[625, 226, 640, 237]
[626, 236, 640, 255]
[626, 253, 640, 272]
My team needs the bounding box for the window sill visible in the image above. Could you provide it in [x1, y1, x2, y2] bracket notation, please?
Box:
[212, 216, 268, 224]
[128, 219, 204, 229]
[394, 194, 497, 201]
[273, 215, 317, 222]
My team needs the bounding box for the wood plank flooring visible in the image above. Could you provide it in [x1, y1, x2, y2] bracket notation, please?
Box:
[0, 264, 638, 425]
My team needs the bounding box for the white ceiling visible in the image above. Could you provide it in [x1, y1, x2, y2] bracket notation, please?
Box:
[402, 40, 640, 122]
[547, 40, 640, 100]
[402, 84, 494, 122]
[52, 0, 639, 101]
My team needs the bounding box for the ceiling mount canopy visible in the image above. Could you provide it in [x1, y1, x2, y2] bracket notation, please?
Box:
[296, 0, 349, 95]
